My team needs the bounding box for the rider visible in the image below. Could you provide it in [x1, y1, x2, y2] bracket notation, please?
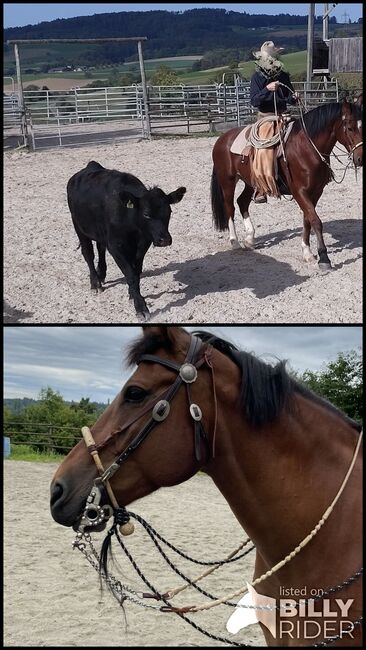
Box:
[250, 41, 299, 202]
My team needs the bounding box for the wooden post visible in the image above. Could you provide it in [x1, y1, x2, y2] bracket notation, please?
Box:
[14, 44, 24, 111]
[323, 3, 329, 88]
[137, 39, 151, 138]
[14, 43, 31, 148]
[306, 4, 315, 107]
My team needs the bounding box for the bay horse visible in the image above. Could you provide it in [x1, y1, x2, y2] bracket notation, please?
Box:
[211, 101, 363, 270]
[50, 326, 362, 646]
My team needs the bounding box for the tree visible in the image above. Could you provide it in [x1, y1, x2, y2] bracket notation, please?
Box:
[149, 64, 179, 86]
[299, 350, 362, 422]
[4, 387, 104, 455]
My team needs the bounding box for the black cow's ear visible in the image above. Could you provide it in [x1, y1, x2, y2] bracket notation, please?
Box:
[167, 186, 186, 204]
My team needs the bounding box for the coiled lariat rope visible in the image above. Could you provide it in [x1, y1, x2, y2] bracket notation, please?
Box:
[249, 114, 283, 149]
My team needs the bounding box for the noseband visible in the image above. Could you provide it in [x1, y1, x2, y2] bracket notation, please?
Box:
[77, 336, 212, 535]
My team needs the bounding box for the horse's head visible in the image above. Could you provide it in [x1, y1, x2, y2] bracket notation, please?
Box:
[50, 326, 217, 531]
[337, 101, 363, 167]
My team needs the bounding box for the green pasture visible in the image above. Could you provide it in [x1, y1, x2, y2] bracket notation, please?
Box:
[178, 51, 307, 84]
[6, 444, 65, 463]
[3, 54, 201, 85]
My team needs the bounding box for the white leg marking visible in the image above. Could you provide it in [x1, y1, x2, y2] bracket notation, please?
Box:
[228, 217, 241, 249]
[243, 213, 255, 249]
[301, 240, 316, 263]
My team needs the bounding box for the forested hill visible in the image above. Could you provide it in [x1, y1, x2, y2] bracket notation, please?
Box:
[4, 8, 336, 63]
[4, 397, 108, 414]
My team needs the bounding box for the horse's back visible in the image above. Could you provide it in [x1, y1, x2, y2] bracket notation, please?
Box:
[213, 127, 244, 157]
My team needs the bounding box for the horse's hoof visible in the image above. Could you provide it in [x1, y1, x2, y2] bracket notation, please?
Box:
[92, 286, 104, 294]
[244, 239, 255, 250]
[230, 239, 242, 250]
[318, 262, 332, 274]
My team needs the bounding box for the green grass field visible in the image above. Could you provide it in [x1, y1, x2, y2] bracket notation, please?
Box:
[6, 444, 65, 463]
[177, 51, 307, 84]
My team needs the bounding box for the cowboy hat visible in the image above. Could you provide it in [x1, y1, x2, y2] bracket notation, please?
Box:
[253, 41, 285, 60]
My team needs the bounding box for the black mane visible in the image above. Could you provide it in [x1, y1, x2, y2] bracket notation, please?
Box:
[291, 101, 361, 139]
[192, 331, 361, 431]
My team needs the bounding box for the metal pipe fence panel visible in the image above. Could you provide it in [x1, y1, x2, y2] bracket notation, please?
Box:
[3, 92, 27, 147]
[4, 80, 339, 148]
[4, 421, 82, 455]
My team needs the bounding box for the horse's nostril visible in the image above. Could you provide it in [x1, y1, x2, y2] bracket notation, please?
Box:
[50, 480, 64, 508]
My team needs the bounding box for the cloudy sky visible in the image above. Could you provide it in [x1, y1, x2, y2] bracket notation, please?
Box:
[4, 326, 362, 403]
[4, 3, 363, 28]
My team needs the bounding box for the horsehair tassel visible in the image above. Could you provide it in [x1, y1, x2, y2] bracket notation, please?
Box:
[81, 426, 134, 536]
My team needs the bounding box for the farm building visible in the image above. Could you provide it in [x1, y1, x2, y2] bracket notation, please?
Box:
[313, 36, 363, 74]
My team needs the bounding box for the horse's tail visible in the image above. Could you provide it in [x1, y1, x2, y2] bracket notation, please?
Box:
[211, 168, 228, 231]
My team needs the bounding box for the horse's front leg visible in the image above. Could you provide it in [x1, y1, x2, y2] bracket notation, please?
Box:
[237, 185, 255, 249]
[293, 192, 331, 270]
[301, 216, 317, 264]
[222, 178, 242, 249]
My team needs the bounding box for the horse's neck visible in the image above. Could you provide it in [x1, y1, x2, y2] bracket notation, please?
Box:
[206, 392, 361, 583]
[305, 122, 338, 156]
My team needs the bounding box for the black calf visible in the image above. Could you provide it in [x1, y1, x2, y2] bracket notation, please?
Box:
[67, 161, 186, 320]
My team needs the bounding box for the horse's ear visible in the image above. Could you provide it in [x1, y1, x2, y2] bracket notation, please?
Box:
[141, 325, 169, 338]
[141, 325, 189, 347]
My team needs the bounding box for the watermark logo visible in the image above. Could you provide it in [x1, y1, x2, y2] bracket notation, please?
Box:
[226, 583, 355, 641]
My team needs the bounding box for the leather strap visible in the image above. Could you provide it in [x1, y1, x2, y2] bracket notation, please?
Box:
[139, 355, 181, 373]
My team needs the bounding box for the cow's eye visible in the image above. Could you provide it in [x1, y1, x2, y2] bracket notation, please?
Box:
[144, 211, 151, 220]
[124, 386, 148, 402]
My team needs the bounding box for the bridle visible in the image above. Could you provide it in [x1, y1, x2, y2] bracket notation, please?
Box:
[77, 335, 213, 534]
[340, 111, 363, 158]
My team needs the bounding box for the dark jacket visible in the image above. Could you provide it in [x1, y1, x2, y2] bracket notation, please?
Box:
[250, 69, 297, 113]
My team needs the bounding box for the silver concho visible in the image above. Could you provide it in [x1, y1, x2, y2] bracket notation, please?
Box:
[152, 399, 170, 421]
[179, 363, 198, 383]
[190, 403, 202, 421]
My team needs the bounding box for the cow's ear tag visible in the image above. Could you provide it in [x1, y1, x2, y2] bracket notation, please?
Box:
[127, 199, 134, 208]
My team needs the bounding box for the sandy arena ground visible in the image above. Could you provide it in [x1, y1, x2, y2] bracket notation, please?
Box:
[4, 460, 265, 647]
[3, 136, 362, 324]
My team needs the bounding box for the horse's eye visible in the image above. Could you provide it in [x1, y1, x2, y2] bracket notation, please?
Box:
[124, 386, 148, 403]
